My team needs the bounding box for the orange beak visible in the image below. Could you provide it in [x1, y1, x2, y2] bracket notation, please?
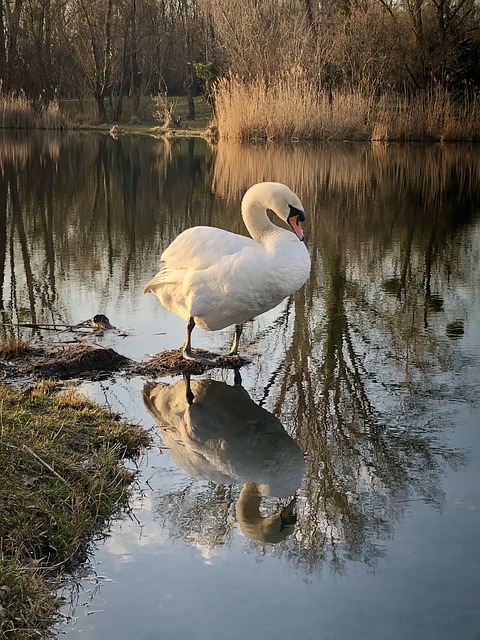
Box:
[289, 215, 305, 241]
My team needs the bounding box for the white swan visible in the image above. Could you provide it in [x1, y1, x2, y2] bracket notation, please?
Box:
[143, 374, 305, 543]
[143, 375, 305, 496]
[143, 182, 311, 362]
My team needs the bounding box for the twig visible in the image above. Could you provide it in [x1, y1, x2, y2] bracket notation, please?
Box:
[3, 322, 75, 331]
[22, 445, 68, 484]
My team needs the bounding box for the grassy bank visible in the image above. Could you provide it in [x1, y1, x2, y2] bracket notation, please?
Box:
[0, 90, 211, 136]
[2, 82, 479, 142]
[62, 95, 212, 137]
[213, 74, 480, 142]
[0, 380, 150, 639]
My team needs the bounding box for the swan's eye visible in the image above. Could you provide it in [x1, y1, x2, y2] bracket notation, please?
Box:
[288, 205, 305, 222]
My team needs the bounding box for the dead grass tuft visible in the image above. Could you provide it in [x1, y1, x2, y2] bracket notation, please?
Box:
[212, 74, 480, 142]
[0, 342, 131, 382]
[37, 99, 71, 131]
[144, 349, 249, 376]
[0, 336, 36, 360]
[0, 89, 71, 130]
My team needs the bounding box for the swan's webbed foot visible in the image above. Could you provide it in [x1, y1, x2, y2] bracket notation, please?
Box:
[182, 347, 217, 367]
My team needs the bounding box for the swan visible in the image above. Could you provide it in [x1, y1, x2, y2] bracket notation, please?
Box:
[143, 373, 305, 543]
[143, 182, 311, 362]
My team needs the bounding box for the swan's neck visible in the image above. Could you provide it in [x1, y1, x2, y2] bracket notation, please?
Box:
[241, 197, 277, 241]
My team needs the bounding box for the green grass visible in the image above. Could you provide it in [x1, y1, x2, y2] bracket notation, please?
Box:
[60, 95, 213, 135]
[0, 382, 151, 639]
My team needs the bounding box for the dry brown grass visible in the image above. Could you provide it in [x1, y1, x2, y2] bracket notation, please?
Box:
[0, 90, 71, 130]
[0, 90, 35, 129]
[0, 336, 36, 360]
[376, 88, 480, 141]
[37, 99, 71, 130]
[0, 342, 131, 382]
[214, 73, 374, 141]
[143, 349, 249, 376]
[213, 74, 480, 142]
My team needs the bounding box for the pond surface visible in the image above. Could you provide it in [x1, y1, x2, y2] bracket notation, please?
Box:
[1, 133, 480, 640]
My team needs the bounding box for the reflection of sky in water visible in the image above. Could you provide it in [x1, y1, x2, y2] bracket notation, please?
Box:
[58, 288, 480, 639]
[1, 135, 479, 639]
[61, 187, 480, 637]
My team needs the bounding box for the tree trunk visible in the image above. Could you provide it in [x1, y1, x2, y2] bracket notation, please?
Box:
[130, 0, 142, 118]
[187, 85, 195, 119]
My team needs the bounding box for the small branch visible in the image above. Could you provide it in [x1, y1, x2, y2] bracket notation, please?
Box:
[3, 322, 75, 331]
[23, 445, 68, 484]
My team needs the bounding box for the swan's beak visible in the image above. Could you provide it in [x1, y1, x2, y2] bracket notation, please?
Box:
[288, 215, 305, 242]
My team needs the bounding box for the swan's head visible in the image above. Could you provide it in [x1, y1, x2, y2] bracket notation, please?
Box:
[243, 182, 306, 241]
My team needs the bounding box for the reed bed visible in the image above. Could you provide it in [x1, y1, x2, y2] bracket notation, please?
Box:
[0, 90, 71, 130]
[214, 73, 374, 141]
[0, 90, 35, 129]
[373, 88, 480, 142]
[213, 74, 480, 142]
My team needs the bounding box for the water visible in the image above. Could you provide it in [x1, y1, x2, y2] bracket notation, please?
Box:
[1, 134, 480, 640]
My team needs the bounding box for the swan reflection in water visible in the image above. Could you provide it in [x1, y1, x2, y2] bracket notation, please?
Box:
[142, 372, 305, 544]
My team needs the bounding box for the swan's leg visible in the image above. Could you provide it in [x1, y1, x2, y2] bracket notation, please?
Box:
[228, 323, 243, 356]
[183, 372, 194, 404]
[182, 317, 196, 356]
[233, 368, 242, 386]
[182, 317, 217, 366]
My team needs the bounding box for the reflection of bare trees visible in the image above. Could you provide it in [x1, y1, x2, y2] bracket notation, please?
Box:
[154, 480, 237, 554]
[252, 247, 466, 573]
[1, 135, 476, 573]
[207, 140, 477, 572]
[0, 134, 214, 337]
[144, 376, 305, 546]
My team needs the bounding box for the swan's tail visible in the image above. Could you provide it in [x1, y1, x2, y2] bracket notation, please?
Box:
[143, 263, 182, 293]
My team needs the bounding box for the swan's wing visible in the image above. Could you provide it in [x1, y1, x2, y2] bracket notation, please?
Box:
[144, 226, 257, 294]
[161, 226, 255, 271]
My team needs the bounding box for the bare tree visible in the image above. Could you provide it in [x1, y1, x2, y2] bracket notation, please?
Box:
[1, 0, 24, 92]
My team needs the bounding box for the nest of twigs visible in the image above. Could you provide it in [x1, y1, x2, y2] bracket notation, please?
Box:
[141, 349, 249, 376]
[0, 338, 251, 384]
[0, 343, 131, 382]
[31, 344, 131, 379]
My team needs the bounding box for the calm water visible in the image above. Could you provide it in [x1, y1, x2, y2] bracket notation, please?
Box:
[1, 134, 480, 640]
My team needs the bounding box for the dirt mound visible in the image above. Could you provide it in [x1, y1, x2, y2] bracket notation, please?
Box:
[0, 342, 249, 384]
[0, 343, 131, 382]
[141, 349, 249, 376]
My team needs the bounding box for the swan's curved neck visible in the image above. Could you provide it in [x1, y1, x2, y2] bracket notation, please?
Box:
[241, 196, 277, 241]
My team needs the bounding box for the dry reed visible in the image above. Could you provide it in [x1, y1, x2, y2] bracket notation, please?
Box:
[213, 74, 480, 142]
[37, 99, 71, 130]
[0, 89, 35, 129]
[214, 73, 374, 141]
[0, 88, 71, 130]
